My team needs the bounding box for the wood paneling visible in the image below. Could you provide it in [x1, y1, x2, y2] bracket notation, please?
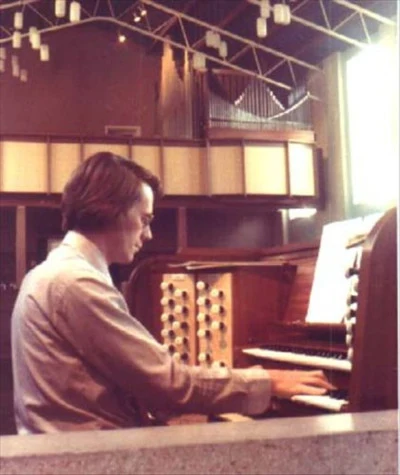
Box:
[0, 137, 320, 201]
[244, 144, 287, 195]
[50, 143, 81, 193]
[132, 145, 162, 179]
[209, 145, 243, 194]
[163, 146, 205, 195]
[1, 141, 47, 192]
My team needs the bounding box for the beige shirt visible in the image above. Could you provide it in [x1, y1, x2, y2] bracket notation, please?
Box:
[11, 231, 271, 433]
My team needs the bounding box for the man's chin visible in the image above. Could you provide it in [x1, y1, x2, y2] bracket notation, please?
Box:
[115, 253, 136, 265]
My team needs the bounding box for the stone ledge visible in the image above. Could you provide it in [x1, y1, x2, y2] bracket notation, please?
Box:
[0, 410, 398, 475]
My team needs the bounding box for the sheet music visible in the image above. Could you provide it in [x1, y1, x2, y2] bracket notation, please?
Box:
[305, 213, 383, 324]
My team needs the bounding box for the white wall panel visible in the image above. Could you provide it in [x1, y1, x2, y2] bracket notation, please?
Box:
[132, 145, 161, 179]
[209, 145, 243, 194]
[163, 146, 205, 195]
[288, 143, 315, 196]
[50, 143, 81, 193]
[0, 141, 47, 192]
[244, 144, 287, 195]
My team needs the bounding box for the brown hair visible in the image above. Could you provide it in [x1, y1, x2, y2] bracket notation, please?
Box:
[61, 151, 162, 232]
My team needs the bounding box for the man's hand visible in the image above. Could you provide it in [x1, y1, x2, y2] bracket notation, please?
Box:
[267, 369, 336, 399]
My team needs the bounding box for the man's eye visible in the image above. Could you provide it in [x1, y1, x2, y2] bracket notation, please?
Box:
[142, 217, 151, 227]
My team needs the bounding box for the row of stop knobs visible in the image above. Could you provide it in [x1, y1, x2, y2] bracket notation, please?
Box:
[344, 265, 360, 362]
[160, 279, 228, 367]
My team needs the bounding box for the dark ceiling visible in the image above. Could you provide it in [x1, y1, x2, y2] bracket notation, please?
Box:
[0, 0, 398, 101]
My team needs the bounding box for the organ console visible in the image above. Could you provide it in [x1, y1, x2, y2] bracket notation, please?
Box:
[124, 207, 397, 418]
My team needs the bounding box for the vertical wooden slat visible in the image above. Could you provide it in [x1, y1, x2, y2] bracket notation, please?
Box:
[205, 139, 211, 196]
[15, 205, 26, 288]
[46, 137, 51, 194]
[284, 141, 291, 196]
[241, 139, 246, 196]
[79, 139, 84, 162]
[159, 139, 165, 188]
[176, 207, 188, 252]
[129, 138, 133, 161]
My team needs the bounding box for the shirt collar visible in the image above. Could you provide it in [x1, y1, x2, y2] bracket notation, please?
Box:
[62, 231, 113, 284]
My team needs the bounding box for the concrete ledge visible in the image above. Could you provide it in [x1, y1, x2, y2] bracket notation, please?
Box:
[0, 410, 398, 474]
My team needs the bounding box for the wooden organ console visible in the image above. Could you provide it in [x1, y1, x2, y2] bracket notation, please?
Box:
[124, 208, 397, 417]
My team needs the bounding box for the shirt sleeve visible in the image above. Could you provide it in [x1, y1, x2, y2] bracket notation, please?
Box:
[55, 271, 272, 417]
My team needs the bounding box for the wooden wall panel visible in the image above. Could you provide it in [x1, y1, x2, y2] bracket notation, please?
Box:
[132, 145, 162, 179]
[209, 145, 243, 194]
[244, 144, 287, 195]
[163, 146, 205, 195]
[50, 143, 81, 193]
[0, 141, 47, 192]
[288, 143, 315, 196]
[0, 139, 318, 199]
[0, 26, 160, 137]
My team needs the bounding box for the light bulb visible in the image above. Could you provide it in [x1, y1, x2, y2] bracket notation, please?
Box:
[256, 17, 267, 38]
[55, 0, 67, 18]
[69, 1, 81, 23]
[219, 40, 228, 59]
[12, 31, 22, 49]
[40, 44, 50, 61]
[14, 12, 23, 30]
[20, 69, 28, 82]
[193, 52, 206, 71]
[273, 4, 291, 25]
[31, 30, 41, 50]
[260, 0, 271, 19]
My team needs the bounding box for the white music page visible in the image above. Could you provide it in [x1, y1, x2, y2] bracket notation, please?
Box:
[305, 213, 382, 324]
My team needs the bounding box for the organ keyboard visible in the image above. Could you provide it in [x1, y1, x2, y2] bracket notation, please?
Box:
[125, 207, 397, 418]
[291, 390, 349, 412]
[242, 345, 352, 372]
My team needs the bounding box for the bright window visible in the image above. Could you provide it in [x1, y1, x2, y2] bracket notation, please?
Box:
[345, 33, 398, 210]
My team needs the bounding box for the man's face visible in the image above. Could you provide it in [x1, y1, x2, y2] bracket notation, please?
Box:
[105, 182, 154, 264]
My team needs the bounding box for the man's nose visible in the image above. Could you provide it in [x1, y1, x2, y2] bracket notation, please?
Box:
[143, 226, 153, 241]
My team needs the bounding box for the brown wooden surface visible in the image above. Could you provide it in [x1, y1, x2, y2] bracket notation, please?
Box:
[348, 208, 398, 411]
[206, 128, 315, 144]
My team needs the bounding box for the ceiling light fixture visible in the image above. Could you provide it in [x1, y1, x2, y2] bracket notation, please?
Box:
[205, 30, 221, 49]
[219, 40, 228, 59]
[256, 17, 267, 38]
[69, 1, 81, 23]
[40, 44, 50, 61]
[11, 55, 19, 77]
[14, 11, 23, 30]
[55, 0, 66, 18]
[12, 31, 22, 49]
[273, 3, 291, 25]
[20, 69, 28, 82]
[193, 52, 206, 71]
[118, 32, 127, 43]
[29, 27, 41, 50]
[260, 0, 271, 19]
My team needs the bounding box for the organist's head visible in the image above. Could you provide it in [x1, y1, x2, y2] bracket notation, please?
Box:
[61, 151, 162, 264]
